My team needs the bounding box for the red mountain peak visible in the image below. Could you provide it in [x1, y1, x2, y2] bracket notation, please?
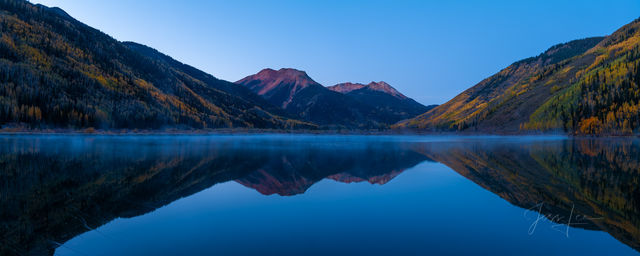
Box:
[236, 68, 321, 108]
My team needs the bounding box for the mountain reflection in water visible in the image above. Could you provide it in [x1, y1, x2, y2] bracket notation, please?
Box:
[0, 135, 638, 255]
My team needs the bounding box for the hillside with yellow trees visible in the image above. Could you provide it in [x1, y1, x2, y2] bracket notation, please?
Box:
[397, 18, 640, 136]
[0, 0, 312, 130]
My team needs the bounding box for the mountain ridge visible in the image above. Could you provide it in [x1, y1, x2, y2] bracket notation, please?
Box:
[395, 36, 606, 132]
[4, 0, 637, 135]
[395, 17, 640, 136]
[236, 68, 431, 128]
[0, 0, 314, 130]
[328, 81, 408, 100]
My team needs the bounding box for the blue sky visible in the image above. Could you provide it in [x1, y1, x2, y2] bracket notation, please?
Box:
[31, 0, 640, 105]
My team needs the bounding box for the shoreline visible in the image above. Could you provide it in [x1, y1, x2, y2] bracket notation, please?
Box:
[0, 128, 635, 137]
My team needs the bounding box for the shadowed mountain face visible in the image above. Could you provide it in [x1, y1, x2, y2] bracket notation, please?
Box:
[0, 0, 311, 130]
[0, 136, 430, 255]
[329, 82, 436, 122]
[236, 68, 430, 128]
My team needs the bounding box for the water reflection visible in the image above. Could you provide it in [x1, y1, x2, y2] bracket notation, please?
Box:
[0, 135, 638, 255]
[420, 138, 640, 251]
[0, 135, 430, 255]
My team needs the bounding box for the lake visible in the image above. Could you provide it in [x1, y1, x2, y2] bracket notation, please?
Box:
[0, 135, 638, 256]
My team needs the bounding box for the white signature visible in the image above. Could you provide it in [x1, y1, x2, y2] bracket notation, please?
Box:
[524, 203, 603, 237]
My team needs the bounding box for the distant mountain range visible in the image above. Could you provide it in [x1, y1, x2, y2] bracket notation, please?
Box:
[236, 68, 433, 128]
[396, 18, 640, 135]
[2, 0, 639, 135]
[0, 0, 429, 130]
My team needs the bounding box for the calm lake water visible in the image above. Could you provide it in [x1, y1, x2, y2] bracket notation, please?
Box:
[0, 135, 639, 256]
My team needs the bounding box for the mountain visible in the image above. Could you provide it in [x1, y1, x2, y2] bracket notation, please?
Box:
[397, 17, 640, 135]
[236, 68, 431, 128]
[0, 0, 312, 130]
[236, 68, 377, 128]
[329, 81, 406, 99]
[329, 81, 436, 121]
[236, 68, 321, 109]
[395, 37, 605, 132]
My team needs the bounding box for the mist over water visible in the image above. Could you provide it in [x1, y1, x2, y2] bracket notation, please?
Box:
[0, 135, 638, 256]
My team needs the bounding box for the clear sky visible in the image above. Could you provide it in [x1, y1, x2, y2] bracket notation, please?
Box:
[30, 0, 640, 105]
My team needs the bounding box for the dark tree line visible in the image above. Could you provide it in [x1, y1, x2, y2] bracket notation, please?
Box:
[0, 0, 309, 130]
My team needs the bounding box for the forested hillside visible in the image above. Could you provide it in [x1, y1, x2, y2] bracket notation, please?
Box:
[0, 0, 311, 130]
[395, 37, 605, 133]
[525, 19, 640, 135]
[397, 17, 640, 135]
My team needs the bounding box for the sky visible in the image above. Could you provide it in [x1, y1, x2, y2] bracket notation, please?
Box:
[30, 0, 640, 105]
